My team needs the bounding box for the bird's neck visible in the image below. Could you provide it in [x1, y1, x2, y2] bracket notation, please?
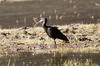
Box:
[42, 21, 47, 28]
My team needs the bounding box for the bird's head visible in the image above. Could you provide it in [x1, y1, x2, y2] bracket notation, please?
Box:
[39, 18, 47, 23]
[34, 18, 47, 27]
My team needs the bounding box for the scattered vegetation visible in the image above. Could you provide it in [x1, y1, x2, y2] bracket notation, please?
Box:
[0, 23, 100, 66]
[0, 23, 100, 53]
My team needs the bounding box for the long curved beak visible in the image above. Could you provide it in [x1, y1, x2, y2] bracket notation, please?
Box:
[33, 20, 43, 27]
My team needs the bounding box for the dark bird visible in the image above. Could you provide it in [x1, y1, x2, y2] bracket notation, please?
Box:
[34, 18, 69, 48]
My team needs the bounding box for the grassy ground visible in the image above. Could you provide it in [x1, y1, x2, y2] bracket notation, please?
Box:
[0, 23, 100, 66]
[0, 23, 100, 53]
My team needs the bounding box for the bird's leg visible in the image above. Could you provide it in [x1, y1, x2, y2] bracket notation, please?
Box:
[54, 39, 57, 48]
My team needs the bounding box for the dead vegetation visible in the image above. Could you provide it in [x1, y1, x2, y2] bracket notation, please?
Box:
[0, 23, 100, 53]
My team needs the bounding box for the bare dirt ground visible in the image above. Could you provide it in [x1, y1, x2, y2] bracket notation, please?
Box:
[0, 0, 100, 28]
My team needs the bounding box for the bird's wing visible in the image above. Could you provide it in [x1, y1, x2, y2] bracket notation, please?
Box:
[47, 26, 60, 38]
[47, 26, 69, 41]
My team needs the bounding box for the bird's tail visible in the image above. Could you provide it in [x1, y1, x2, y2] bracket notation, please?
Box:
[64, 37, 69, 43]
[60, 35, 69, 43]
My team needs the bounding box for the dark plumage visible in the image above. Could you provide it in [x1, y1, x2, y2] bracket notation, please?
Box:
[45, 26, 69, 41]
[34, 18, 69, 48]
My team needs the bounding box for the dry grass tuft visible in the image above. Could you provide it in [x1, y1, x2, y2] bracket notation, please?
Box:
[0, 23, 100, 53]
